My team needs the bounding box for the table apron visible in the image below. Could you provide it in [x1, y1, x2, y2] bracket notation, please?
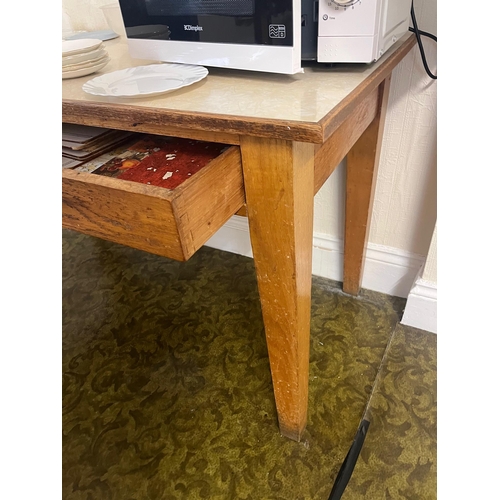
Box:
[313, 86, 379, 195]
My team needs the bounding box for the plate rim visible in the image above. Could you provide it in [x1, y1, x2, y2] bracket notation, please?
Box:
[64, 30, 119, 42]
[62, 47, 106, 65]
[63, 55, 110, 72]
[62, 39, 103, 57]
[62, 59, 110, 80]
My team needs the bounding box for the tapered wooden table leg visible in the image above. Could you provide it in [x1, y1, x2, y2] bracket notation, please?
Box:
[343, 77, 392, 296]
[240, 136, 315, 441]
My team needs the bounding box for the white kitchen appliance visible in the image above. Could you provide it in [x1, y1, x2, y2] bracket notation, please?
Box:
[115, 0, 413, 74]
[315, 0, 413, 63]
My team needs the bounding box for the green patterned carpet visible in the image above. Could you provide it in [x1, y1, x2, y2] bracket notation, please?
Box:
[62, 229, 436, 499]
[343, 324, 437, 500]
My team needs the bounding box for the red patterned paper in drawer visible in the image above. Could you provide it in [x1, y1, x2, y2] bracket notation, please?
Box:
[112, 136, 228, 189]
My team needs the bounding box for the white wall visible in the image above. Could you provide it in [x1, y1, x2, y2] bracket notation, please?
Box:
[369, 0, 437, 255]
[62, 0, 113, 34]
[63, 0, 437, 299]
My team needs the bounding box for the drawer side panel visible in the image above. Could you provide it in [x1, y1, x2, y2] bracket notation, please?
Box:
[62, 176, 186, 261]
[173, 147, 245, 259]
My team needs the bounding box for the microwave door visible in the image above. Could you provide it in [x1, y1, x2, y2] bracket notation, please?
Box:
[118, 0, 303, 74]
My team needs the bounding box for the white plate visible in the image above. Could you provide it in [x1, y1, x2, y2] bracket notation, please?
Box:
[62, 39, 102, 57]
[63, 55, 109, 72]
[64, 30, 119, 41]
[62, 47, 107, 66]
[82, 63, 209, 98]
[62, 59, 110, 80]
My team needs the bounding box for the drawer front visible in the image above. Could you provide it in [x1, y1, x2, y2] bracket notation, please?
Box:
[63, 145, 245, 261]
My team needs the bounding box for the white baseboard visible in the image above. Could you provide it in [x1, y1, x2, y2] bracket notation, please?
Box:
[312, 233, 425, 298]
[401, 277, 437, 334]
[204, 215, 425, 298]
[205, 215, 254, 258]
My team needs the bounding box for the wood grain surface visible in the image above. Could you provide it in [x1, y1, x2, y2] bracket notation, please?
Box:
[343, 77, 392, 295]
[313, 86, 379, 195]
[240, 136, 315, 441]
[62, 146, 244, 261]
[62, 101, 324, 144]
[63, 169, 185, 259]
[173, 146, 245, 259]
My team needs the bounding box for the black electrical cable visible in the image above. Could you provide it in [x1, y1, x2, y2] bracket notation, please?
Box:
[409, 1, 437, 79]
[409, 26, 437, 43]
[327, 420, 370, 500]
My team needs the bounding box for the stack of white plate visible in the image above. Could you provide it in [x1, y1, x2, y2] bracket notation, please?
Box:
[62, 39, 110, 80]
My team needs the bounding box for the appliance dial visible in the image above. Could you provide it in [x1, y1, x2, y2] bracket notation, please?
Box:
[332, 0, 359, 6]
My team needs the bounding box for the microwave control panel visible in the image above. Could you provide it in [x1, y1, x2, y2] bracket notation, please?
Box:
[318, 0, 379, 37]
[332, 0, 360, 5]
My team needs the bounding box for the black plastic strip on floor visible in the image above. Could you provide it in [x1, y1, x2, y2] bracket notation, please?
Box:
[327, 419, 370, 500]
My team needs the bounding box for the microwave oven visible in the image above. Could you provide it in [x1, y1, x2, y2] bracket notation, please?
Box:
[116, 0, 413, 74]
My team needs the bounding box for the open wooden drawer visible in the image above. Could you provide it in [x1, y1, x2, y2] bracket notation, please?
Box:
[62, 141, 245, 261]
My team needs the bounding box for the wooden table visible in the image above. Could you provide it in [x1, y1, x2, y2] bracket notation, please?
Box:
[62, 33, 416, 441]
